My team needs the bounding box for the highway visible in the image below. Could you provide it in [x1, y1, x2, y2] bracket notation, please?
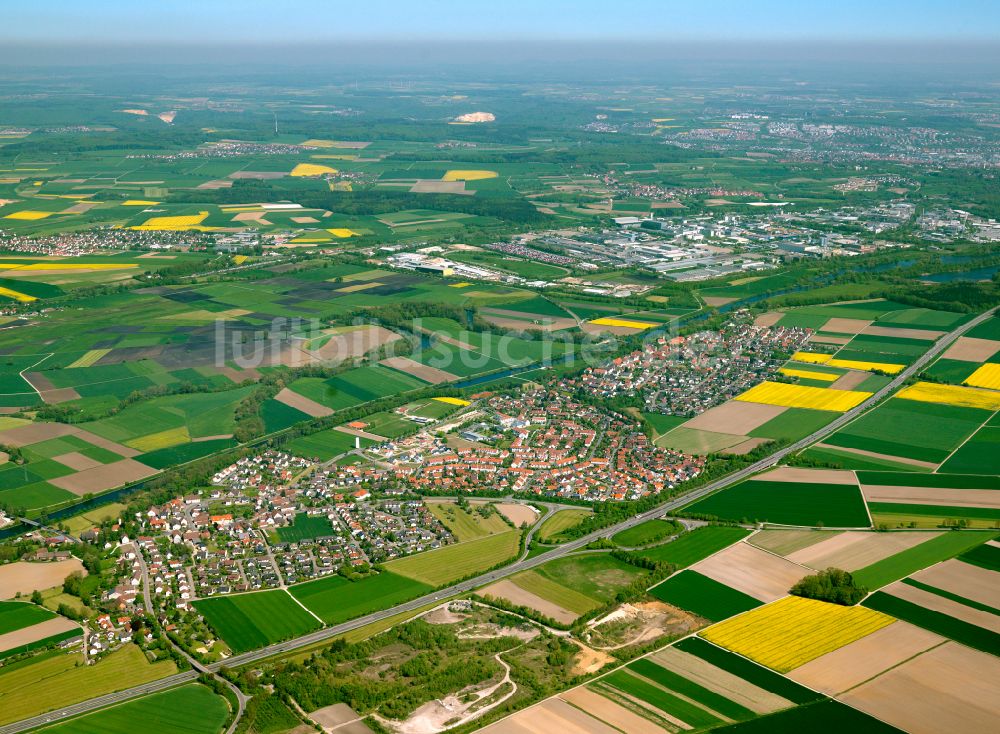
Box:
[1, 305, 994, 734]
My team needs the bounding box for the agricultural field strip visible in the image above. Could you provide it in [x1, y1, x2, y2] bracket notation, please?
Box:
[2, 305, 995, 734]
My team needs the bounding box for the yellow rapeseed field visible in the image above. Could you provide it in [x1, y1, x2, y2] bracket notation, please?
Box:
[433, 397, 471, 407]
[67, 349, 111, 368]
[589, 317, 658, 330]
[449, 282, 472, 288]
[826, 358, 904, 374]
[4, 210, 53, 220]
[791, 351, 833, 364]
[327, 228, 359, 238]
[701, 596, 895, 672]
[963, 363, 1000, 391]
[133, 212, 210, 231]
[442, 170, 499, 182]
[779, 367, 839, 382]
[290, 163, 337, 177]
[0, 286, 37, 302]
[896, 381, 1000, 411]
[121, 200, 160, 206]
[735, 381, 871, 412]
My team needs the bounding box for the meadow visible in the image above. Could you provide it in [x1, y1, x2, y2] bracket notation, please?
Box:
[37, 684, 229, 734]
[290, 571, 433, 626]
[383, 531, 520, 586]
[535, 509, 591, 543]
[274, 513, 336, 543]
[0, 645, 178, 725]
[193, 590, 321, 653]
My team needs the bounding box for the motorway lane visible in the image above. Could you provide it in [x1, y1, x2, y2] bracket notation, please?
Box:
[2, 305, 994, 734]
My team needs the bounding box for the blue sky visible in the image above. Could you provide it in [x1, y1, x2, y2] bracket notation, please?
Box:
[4, 0, 999, 42]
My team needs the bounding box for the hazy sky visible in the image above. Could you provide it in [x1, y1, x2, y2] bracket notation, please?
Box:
[4, 0, 999, 42]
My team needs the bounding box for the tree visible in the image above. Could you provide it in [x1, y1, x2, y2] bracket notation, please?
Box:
[30, 590, 43, 606]
[790, 568, 867, 606]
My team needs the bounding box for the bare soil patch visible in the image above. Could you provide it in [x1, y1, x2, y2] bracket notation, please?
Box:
[650, 646, 793, 714]
[274, 387, 333, 418]
[787, 531, 940, 571]
[410, 180, 472, 195]
[232, 211, 271, 223]
[703, 296, 736, 307]
[941, 336, 1000, 363]
[0, 616, 78, 654]
[808, 334, 852, 345]
[757, 466, 856, 485]
[753, 312, 783, 328]
[830, 371, 869, 391]
[334, 425, 388, 443]
[861, 485, 1000, 509]
[684, 402, 786, 435]
[693, 542, 808, 602]
[749, 529, 844, 556]
[23, 372, 81, 404]
[50, 458, 158, 495]
[883, 581, 1000, 632]
[862, 325, 943, 340]
[51, 452, 102, 471]
[479, 698, 620, 734]
[570, 641, 616, 676]
[0, 422, 77, 446]
[380, 357, 457, 384]
[311, 702, 363, 729]
[479, 579, 577, 625]
[822, 317, 872, 334]
[839, 642, 1000, 734]
[789, 621, 943, 694]
[310, 325, 401, 362]
[72, 430, 140, 458]
[0, 559, 86, 599]
[494, 503, 537, 527]
[559, 687, 664, 734]
[912, 559, 1000, 609]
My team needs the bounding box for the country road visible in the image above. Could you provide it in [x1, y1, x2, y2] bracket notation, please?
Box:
[1, 305, 994, 734]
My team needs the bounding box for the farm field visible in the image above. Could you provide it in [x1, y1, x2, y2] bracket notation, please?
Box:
[609, 518, 680, 547]
[285, 427, 373, 460]
[649, 570, 762, 621]
[635, 525, 752, 567]
[290, 571, 433, 626]
[193, 590, 321, 653]
[684, 477, 871, 528]
[535, 508, 591, 543]
[852, 531, 998, 589]
[0, 645, 178, 725]
[688, 540, 808, 602]
[701, 596, 896, 672]
[383, 530, 520, 586]
[274, 512, 336, 543]
[426, 501, 511, 541]
[37, 684, 229, 734]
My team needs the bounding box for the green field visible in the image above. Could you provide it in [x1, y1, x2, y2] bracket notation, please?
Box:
[37, 684, 228, 734]
[599, 669, 723, 729]
[610, 519, 681, 547]
[649, 570, 762, 621]
[193, 590, 321, 653]
[940, 426, 1000, 474]
[824, 399, 991, 464]
[673, 637, 823, 704]
[0, 601, 56, 635]
[0, 645, 178, 726]
[684, 479, 871, 528]
[852, 531, 998, 589]
[535, 509, 591, 543]
[290, 571, 433, 625]
[384, 531, 520, 586]
[627, 658, 756, 721]
[710, 699, 906, 733]
[286, 427, 373, 460]
[960, 542, 1000, 571]
[274, 512, 336, 543]
[636, 526, 751, 568]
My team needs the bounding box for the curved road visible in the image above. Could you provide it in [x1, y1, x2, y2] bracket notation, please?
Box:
[2, 305, 994, 734]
